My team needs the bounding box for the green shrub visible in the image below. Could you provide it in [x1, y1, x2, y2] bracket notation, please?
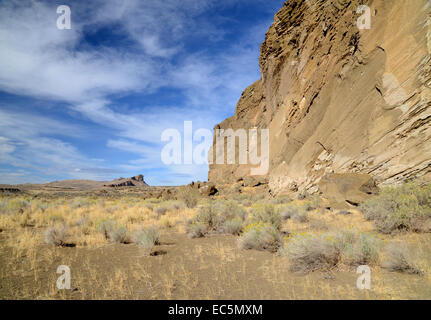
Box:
[360, 182, 431, 234]
[249, 203, 282, 230]
[238, 223, 282, 252]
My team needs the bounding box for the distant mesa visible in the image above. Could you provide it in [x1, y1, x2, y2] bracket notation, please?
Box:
[8, 174, 150, 191]
[104, 175, 149, 188]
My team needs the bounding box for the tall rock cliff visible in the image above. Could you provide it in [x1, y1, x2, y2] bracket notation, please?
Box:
[209, 0, 431, 195]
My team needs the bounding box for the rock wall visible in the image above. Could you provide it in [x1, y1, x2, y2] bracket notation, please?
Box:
[209, 0, 431, 195]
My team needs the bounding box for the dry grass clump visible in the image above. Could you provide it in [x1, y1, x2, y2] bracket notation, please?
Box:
[97, 219, 128, 243]
[186, 200, 248, 237]
[105, 205, 120, 214]
[177, 186, 201, 208]
[155, 201, 186, 216]
[238, 222, 282, 252]
[154, 206, 168, 217]
[305, 194, 323, 211]
[132, 225, 161, 255]
[234, 193, 265, 203]
[193, 203, 219, 230]
[278, 202, 310, 222]
[309, 218, 329, 231]
[279, 203, 299, 220]
[44, 224, 68, 246]
[360, 182, 431, 234]
[241, 200, 253, 207]
[97, 219, 114, 239]
[292, 210, 309, 223]
[339, 231, 380, 266]
[144, 203, 154, 211]
[186, 222, 207, 239]
[109, 226, 128, 244]
[69, 197, 91, 209]
[1, 194, 197, 252]
[381, 242, 424, 275]
[278, 231, 381, 273]
[249, 203, 282, 230]
[14, 210, 33, 227]
[270, 196, 292, 205]
[278, 233, 340, 273]
[1, 198, 30, 213]
[219, 219, 243, 236]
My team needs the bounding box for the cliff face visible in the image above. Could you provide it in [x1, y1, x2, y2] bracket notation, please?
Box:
[209, 0, 431, 195]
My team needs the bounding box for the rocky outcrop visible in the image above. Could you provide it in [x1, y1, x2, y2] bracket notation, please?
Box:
[209, 0, 431, 195]
[0, 187, 22, 194]
[104, 175, 149, 188]
[189, 181, 218, 196]
[318, 173, 379, 209]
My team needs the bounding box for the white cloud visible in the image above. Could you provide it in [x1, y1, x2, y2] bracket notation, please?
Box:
[0, 108, 120, 182]
[0, 0, 280, 184]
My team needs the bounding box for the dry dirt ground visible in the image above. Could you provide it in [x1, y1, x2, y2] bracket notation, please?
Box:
[0, 191, 430, 300]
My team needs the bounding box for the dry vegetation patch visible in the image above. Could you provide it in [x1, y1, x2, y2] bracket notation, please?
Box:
[0, 185, 430, 299]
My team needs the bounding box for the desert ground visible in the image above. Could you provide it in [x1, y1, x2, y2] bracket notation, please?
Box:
[1, 182, 430, 300]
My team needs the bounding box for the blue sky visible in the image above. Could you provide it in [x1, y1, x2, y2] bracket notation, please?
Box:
[0, 0, 284, 186]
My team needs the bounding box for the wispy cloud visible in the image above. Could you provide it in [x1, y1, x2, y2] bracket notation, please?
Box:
[0, 0, 282, 185]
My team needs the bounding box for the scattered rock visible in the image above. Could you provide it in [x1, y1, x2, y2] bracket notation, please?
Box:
[188, 181, 218, 196]
[318, 173, 379, 210]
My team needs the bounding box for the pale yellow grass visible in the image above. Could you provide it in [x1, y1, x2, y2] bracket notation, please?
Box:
[0, 196, 197, 250]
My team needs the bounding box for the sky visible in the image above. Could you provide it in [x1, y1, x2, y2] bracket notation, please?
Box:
[0, 0, 284, 186]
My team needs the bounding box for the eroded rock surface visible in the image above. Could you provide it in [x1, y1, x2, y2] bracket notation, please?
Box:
[209, 0, 431, 195]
